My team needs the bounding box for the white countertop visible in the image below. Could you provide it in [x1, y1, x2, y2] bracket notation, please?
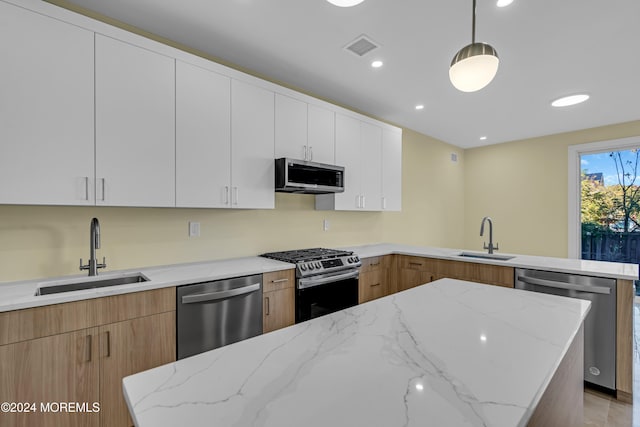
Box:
[0, 242, 635, 313]
[0, 257, 293, 312]
[123, 278, 590, 427]
[344, 243, 639, 281]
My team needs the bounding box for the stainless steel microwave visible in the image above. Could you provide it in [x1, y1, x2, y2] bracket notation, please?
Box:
[275, 158, 345, 194]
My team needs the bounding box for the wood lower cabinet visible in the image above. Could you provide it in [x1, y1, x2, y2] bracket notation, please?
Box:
[395, 255, 514, 291]
[263, 270, 295, 333]
[0, 328, 100, 427]
[99, 312, 176, 427]
[0, 287, 176, 427]
[396, 256, 440, 292]
[359, 256, 393, 303]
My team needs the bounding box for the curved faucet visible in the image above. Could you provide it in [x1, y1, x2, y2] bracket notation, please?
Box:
[480, 216, 499, 254]
[80, 217, 107, 276]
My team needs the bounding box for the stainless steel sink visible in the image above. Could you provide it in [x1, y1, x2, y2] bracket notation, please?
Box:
[35, 273, 149, 296]
[457, 252, 515, 261]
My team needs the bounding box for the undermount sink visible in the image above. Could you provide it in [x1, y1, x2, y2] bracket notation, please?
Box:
[457, 252, 515, 261]
[35, 273, 149, 296]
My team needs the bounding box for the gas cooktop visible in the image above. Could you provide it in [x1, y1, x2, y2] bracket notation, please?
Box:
[261, 248, 360, 278]
[261, 248, 353, 263]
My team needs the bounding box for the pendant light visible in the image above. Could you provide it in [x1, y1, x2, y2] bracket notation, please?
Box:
[326, 0, 365, 6]
[449, 0, 499, 92]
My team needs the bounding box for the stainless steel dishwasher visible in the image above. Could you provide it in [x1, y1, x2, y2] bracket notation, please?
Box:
[177, 274, 263, 360]
[515, 268, 616, 390]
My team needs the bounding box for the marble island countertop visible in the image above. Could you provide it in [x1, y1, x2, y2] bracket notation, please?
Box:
[0, 242, 635, 313]
[123, 278, 591, 427]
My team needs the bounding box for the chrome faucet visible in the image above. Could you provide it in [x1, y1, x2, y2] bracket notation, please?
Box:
[480, 216, 499, 254]
[80, 217, 107, 276]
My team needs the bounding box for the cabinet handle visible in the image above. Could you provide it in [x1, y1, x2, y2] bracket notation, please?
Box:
[101, 331, 111, 358]
[224, 186, 229, 205]
[85, 334, 92, 362]
[370, 262, 380, 267]
[309, 146, 313, 161]
[430, 275, 435, 282]
[409, 262, 423, 267]
[355, 195, 360, 208]
[382, 196, 387, 210]
[304, 145, 308, 161]
[370, 283, 381, 287]
[271, 278, 289, 283]
[233, 187, 239, 205]
[362, 195, 365, 209]
[84, 177, 90, 201]
[100, 178, 106, 201]
[265, 296, 270, 315]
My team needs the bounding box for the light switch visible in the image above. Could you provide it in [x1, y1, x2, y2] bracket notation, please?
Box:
[189, 221, 200, 237]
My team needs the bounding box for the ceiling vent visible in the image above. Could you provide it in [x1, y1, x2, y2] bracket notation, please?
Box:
[344, 34, 379, 57]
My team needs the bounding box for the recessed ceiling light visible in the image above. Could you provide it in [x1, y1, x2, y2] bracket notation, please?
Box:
[326, 0, 365, 7]
[480, 136, 487, 140]
[496, 0, 514, 7]
[371, 60, 383, 68]
[551, 94, 590, 107]
[415, 104, 425, 110]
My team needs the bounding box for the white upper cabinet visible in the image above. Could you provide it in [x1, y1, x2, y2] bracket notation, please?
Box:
[275, 94, 308, 160]
[275, 94, 335, 164]
[316, 114, 361, 210]
[307, 105, 335, 165]
[382, 129, 402, 211]
[360, 122, 382, 211]
[316, 114, 400, 212]
[176, 61, 231, 208]
[0, 2, 94, 205]
[95, 35, 176, 207]
[231, 80, 275, 209]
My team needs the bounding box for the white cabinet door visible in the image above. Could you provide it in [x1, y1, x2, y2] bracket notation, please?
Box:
[231, 80, 275, 209]
[95, 35, 175, 207]
[176, 61, 231, 208]
[331, 114, 362, 210]
[360, 122, 382, 211]
[275, 94, 307, 160]
[308, 105, 335, 165]
[382, 129, 402, 211]
[0, 2, 94, 205]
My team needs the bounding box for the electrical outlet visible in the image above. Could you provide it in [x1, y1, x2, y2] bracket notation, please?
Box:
[189, 221, 200, 237]
[323, 219, 330, 231]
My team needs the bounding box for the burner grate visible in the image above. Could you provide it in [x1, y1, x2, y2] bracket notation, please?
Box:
[261, 248, 352, 263]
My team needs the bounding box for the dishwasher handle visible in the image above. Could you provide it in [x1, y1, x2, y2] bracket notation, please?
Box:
[517, 276, 611, 295]
[181, 283, 261, 304]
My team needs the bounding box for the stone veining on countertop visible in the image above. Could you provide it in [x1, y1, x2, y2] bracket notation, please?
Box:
[123, 279, 590, 427]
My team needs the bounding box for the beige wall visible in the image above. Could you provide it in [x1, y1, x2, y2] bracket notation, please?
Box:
[464, 120, 640, 257]
[0, 131, 465, 282]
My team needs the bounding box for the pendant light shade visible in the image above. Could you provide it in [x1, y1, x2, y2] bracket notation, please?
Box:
[449, 43, 499, 92]
[326, 0, 365, 7]
[449, 0, 499, 92]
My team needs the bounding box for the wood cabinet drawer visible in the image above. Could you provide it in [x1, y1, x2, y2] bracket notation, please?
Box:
[263, 269, 295, 293]
[360, 256, 388, 273]
[397, 255, 440, 271]
[0, 287, 176, 346]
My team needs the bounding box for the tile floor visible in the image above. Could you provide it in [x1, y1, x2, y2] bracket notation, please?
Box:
[583, 300, 640, 427]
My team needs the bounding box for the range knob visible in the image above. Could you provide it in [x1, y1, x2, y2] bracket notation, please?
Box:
[315, 262, 322, 268]
[348, 257, 355, 263]
[308, 263, 315, 270]
[300, 264, 307, 271]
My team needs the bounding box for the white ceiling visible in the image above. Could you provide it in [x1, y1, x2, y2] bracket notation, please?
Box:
[62, 0, 640, 149]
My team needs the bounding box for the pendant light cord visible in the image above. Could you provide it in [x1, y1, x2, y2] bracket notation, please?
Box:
[472, 0, 476, 44]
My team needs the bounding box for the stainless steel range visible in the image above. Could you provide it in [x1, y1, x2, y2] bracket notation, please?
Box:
[261, 248, 361, 323]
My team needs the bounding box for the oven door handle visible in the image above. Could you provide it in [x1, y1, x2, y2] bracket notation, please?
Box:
[181, 283, 261, 304]
[298, 270, 359, 289]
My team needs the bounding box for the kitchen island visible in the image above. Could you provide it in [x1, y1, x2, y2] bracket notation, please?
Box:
[123, 278, 590, 427]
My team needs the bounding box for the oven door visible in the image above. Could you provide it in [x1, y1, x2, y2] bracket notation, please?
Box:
[296, 269, 359, 323]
